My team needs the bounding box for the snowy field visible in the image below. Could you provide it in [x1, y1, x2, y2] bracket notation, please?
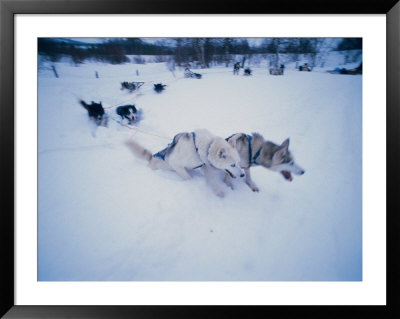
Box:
[38, 58, 362, 281]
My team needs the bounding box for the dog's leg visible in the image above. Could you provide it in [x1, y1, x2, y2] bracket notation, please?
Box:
[90, 120, 97, 138]
[223, 172, 234, 190]
[148, 157, 172, 171]
[170, 165, 192, 180]
[101, 116, 108, 127]
[244, 168, 259, 192]
[202, 165, 226, 198]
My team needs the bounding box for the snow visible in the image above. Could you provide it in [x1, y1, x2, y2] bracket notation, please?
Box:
[38, 56, 362, 281]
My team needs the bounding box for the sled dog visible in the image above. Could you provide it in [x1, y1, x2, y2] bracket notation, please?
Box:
[233, 62, 241, 75]
[79, 100, 108, 127]
[125, 129, 245, 197]
[153, 83, 166, 93]
[184, 68, 202, 79]
[121, 81, 144, 92]
[225, 133, 305, 192]
[116, 104, 137, 124]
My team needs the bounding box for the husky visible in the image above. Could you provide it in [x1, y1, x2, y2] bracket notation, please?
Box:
[79, 100, 108, 127]
[225, 133, 305, 192]
[244, 68, 252, 76]
[121, 81, 144, 92]
[116, 104, 137, 124]
[125, 129, 245, 197]
[153, 83, 166, 93]
[233, 62, 241, 75]
[184, 68, 202, 79]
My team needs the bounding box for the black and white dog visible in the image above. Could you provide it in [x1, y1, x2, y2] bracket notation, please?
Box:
[121, 81, 144, 92]
[79, 100, 108, 126]
[154, 83, 167, 93]
[184, 68, 202, 79]
[244, 68, 252, 76]
[116, 104, 138, 124]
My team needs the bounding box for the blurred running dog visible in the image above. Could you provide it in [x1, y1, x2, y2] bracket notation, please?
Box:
[153, 83, 166, 93]
[121, 81, 144, 92]
[116, 104, 138, 124]
[225, 133, 305, 192]
[244, 68, 252, 76]
[184, 68, 202, 79]
[125, 129, 245, 197]
[233, 62, 241, 75]
[79, 100, 108, 127]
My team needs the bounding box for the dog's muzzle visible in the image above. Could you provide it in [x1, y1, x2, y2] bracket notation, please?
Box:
[225, 169, 235, 178]
[226, 169, 245, 178]
[281, 169, 305, 182]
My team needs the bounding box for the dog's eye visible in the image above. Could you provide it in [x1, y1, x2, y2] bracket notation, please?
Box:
[231, 164, 236, 168]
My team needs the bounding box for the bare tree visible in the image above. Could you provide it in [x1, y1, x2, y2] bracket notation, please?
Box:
[174, 38, 183, 66]
[223, 38, 233, 67]
[192, 38, 206, 68]
[307, 38, 327, 68]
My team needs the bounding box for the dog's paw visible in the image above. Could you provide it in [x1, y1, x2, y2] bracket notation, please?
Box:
[223, 175, 233, 189]
[248, 184, 259, 192]
[224, 181, 234, 190]
[246, 181, 259, 192]
[215, 190, 225, 198]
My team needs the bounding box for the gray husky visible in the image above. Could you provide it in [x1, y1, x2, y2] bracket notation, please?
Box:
[125, 129, 245, 197]
[225, 133, 305, 192]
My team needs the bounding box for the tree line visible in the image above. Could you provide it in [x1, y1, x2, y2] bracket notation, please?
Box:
[38, 37, 362, 67]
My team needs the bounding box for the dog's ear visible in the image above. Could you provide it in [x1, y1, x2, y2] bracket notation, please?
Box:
[79, 100, 89, 110]
[227, 139, 235, 148]
[281, 138, 290, 149]
[273, 148, 287, 161]
[218, 148, 227, 159]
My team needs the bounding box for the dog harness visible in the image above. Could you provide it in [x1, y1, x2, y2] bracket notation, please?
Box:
[153, 133, 181, 160]
[226, 134, 261, 169]
[247, 135, 261, 166]
[153, 132, 205, 169]
[191, 132, 205, 169]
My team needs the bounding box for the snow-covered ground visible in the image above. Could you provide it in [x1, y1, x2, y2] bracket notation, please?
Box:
[38, 56, 362, 281]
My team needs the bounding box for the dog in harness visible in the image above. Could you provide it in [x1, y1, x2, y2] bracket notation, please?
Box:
[125, 129, 245, 197]
[184, 68, 202, 79]
[233, 62, 241, 75]
[121, 81, 144, 92]
[224, 133, 305, 192]
[154, 132, 204, 169]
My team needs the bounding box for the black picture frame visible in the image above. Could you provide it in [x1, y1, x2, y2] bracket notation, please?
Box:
[1, 0, 399, 318]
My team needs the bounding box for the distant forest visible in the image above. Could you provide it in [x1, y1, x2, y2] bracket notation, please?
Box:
[38, 38, 362, 67]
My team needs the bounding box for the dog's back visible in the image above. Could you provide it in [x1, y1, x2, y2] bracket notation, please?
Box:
[79, 100, 106, 126]
[116, 104, 137, 116]
[154, 83, 166, 93]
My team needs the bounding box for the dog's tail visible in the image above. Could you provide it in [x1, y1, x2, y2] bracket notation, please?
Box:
[79, 99, 89, 110]
[125, 139, 152, 162]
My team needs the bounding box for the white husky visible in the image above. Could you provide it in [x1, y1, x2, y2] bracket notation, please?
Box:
[125, 129, 244, 197]
[225, 133, 305, 192]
